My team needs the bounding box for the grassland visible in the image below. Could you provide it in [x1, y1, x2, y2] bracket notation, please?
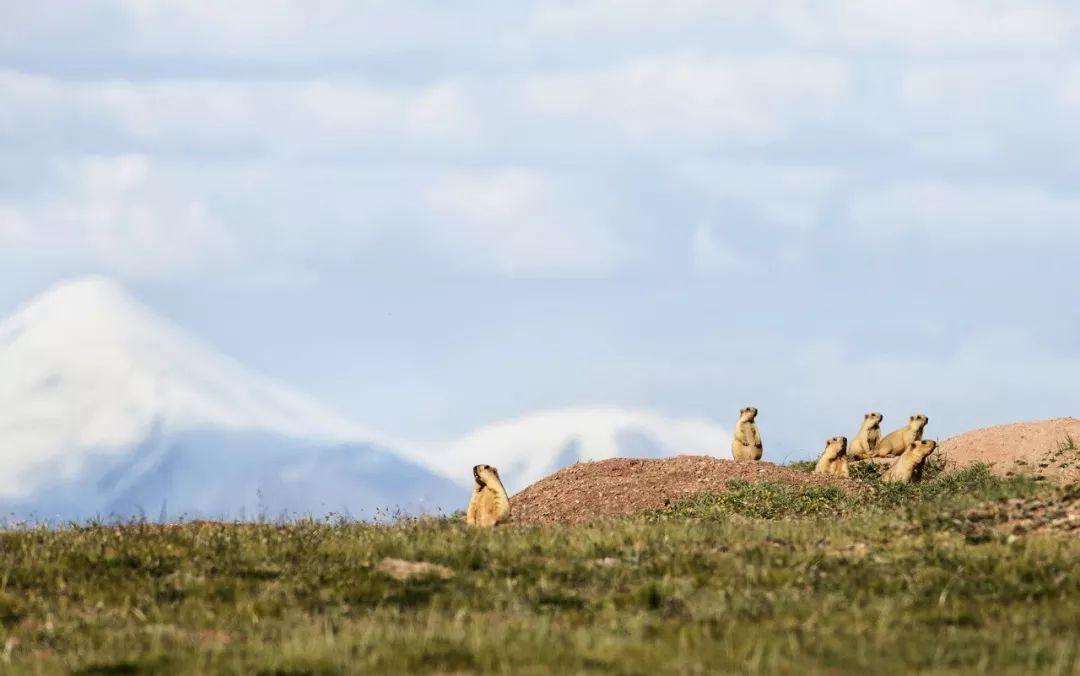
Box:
[1, 462, 1078, 674]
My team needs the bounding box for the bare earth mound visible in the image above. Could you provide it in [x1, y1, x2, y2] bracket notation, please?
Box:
[509, 455, 861, 525]
[939, 418, 1080, 483]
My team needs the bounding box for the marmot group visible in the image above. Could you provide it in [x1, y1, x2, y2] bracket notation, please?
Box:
[462, 408, 940, 522]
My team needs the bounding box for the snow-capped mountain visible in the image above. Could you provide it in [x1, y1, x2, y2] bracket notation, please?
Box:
[0, 276, 732, 521]
[0, 277, 462, 520]
[422, 407, 731, 494]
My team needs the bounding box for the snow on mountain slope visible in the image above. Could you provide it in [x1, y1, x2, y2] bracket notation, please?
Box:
[424, 407, 731, 494]
[0, 276, 458, 518]
[0, 276, 731, 519]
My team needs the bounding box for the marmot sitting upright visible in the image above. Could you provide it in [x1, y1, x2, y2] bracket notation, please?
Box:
[871, 414, 928, 459]
[731, 407, 763, 461]
[466, 464, 511, 527]
[814, 436, 850, 478]
[848, 412, 883, 461]
[882, 440, 937, 483]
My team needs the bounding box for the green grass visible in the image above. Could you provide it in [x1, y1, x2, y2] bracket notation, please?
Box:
[0, 465, 1075, 675]
[1060, 435, 1078, 453]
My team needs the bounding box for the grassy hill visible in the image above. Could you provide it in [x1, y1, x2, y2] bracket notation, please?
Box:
[1, 463, 1078, 674]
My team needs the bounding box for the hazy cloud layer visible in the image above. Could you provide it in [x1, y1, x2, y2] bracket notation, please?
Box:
[2, 2, 1079, 452]
[3, 1, 1080, 280]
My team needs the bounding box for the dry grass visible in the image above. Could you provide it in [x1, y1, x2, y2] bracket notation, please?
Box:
[0, 464, 1076, 674]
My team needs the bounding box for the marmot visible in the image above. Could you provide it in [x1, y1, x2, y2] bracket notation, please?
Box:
[731, 407, 763, 461]
[848, 412, 883, 461]
[882, 440, 937, 483]
[871, 414, 928, 459]
[813, 436, 850, 478]
[466, 464, 510, 527]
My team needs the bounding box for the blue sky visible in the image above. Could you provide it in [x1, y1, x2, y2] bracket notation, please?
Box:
[2, 1, 1079, 456]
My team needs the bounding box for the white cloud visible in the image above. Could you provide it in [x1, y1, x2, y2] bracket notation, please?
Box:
[780, 0, 1074, 52]
[9, 1, 1074, 63]
[899, 63, 1059, 124]
[520, 54, 852, 149]
[534, 1, 1078, 54]
[0, 158, 629, 280]
[4, 2, 1080, 285]
[691, 224, 747, 273]
[0, 155, 236, 278]
[1060, 62, 1080, 108]
[2, 2, 484, 61]
[848, 179, 1080, 243]
[0, 71, 481, 156]
[422, 169, 630, 276]
[680, 161, 846, 229]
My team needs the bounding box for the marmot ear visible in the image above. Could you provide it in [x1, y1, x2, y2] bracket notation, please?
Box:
[910, 415, 915, 421]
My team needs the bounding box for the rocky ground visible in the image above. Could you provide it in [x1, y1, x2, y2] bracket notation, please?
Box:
[965, 485, 1080, 537]
[938, 417, 1080, 483]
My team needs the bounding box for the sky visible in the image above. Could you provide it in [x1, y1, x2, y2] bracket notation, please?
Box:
[2, 1, 1079, 458]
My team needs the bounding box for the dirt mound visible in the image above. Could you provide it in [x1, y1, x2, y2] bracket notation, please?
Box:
[966, 487, 1080, 537]
[938, 418, 1080, 483]
[509, 455, 861, 525]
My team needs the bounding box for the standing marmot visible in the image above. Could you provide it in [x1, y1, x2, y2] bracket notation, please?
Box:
[871, 414, 928, 459]
[814, 436, 850, 478]
[731, 407, 763, 461]
[466, 464, 511, 527]
[848, 412, 883, 461]
[882, 440, 937, 483]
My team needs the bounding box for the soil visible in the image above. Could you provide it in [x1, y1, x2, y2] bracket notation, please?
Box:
[966, 486, 1080, 537]
[509, 455, 861, 525]
[938, 417, 1080, 483]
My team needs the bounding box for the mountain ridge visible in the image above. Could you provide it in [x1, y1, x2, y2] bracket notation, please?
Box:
[0, 276, 731, 520]
[0, 277, 458, 518]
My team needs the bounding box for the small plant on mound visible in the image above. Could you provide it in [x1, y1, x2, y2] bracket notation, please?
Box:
[659, 461, 1042, 522]
[658, 481, 852, 520]
[869, 462, 1041, 509]
[848, 460, 883, 482]
[786, 460, 818, 474]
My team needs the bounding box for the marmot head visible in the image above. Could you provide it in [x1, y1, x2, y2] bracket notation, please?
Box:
[739, 407, 758, 422]
[908, 414, 929, 431]
[909, 439, 936, 461]
[823, 435, 847, 459]
[472, 464, 501, 489]
[864, 412, 883, 428]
